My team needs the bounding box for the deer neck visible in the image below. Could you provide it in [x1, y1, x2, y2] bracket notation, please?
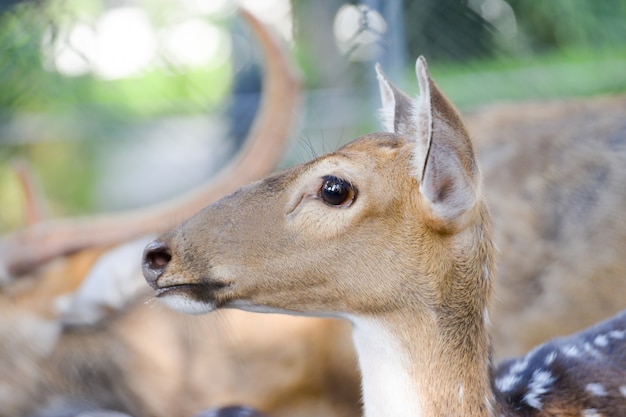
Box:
[349, 238, 495, 417]
[350, 311, 493, 417]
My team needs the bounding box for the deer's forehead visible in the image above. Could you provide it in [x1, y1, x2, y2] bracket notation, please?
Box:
[259, 133, 412, 200]
[311, 133, 410, 176]
[337, 132, 406, 156]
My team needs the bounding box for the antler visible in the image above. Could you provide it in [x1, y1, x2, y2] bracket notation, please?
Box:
[11, 158, 47, 226]
[0, 9, 301, 278]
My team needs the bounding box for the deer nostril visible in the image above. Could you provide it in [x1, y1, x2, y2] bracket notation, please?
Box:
[142, 241, 172, 287]
[149, 249, 171, 268]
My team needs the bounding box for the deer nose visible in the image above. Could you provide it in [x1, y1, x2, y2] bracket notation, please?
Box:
[142, 240, 172, 288]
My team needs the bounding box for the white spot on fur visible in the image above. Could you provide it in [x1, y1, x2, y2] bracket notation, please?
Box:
[509, 357, 529, 374]
[544, 351, 557, 365]
[483, 265, 490, 281]
[586, 383, 607, 396]
[458, 383, 464, 400]
[583, 342, 603, 359]
[523, 369, 555, 410]
[495, 373, 521, 392]
[561, 345, 581, 358]
[619, 386, 626, 397]
[609, 329, 625, 340]
[594, 334, 609, 347]
[582, 409, 603, 417]
[494, 355, 531, 393]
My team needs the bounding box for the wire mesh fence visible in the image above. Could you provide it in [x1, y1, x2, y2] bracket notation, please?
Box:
[1, 0, 626, 232]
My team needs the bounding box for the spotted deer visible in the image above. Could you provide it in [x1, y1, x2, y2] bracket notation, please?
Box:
[143, 57, 626, 417]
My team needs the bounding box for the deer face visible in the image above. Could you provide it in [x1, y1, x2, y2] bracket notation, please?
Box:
[143, 57, 486, 321]
[143, 133, 430, 317]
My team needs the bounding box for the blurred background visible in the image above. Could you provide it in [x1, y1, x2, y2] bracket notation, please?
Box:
[1, 0, 626, 233]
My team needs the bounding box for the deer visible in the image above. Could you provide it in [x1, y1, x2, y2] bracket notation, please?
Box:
[142, 56, 626, 417]
[3, 9, 626, 417]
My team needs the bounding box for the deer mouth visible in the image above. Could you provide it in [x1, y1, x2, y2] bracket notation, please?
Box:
[154, 283, 198, 297]
[154, 280, 233, 314]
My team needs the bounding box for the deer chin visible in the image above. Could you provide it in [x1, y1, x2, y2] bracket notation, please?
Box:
[226, 299, 347, 320]
[154, 280, 231, 315]
[157, 291, 216, 315]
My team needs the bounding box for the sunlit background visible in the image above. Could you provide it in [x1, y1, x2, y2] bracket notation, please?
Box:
[1, 0, 626, 232]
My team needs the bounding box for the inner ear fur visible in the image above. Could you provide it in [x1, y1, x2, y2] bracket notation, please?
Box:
[420, 59, 479, 229]
[375, 63, 416, 136]
[377, 57, 480, 231]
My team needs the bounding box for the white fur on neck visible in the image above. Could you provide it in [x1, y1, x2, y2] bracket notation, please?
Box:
[348, 315, 422, 417]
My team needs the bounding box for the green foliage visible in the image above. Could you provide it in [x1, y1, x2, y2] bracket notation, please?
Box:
[508, 0, 626, 52]
[0, 1, 231, 122]
[403, 0, 494, 61]
[2, 0, 626, 232]
[432, 48, 626, 110]
[0, 2, 48, 114]
[0, 0, 233, 232]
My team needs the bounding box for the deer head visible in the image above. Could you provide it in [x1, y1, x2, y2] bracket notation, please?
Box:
[143, 57, 496, 417]
[142, 57, 490, 317]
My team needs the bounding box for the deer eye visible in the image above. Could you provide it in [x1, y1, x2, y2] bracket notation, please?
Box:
[320, 176, 356, 207]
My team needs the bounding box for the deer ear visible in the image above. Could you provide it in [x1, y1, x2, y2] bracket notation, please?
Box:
[375, 62, 432, 179]
[376, 58, 479, 229]
[412, 57, 479, 229]
[375, 63, 423, 137]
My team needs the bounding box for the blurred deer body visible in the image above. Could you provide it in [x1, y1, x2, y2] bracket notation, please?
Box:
[142, 58, 626, 417]
[469, 96, 626, 359]
[1, 292, 357, 417]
